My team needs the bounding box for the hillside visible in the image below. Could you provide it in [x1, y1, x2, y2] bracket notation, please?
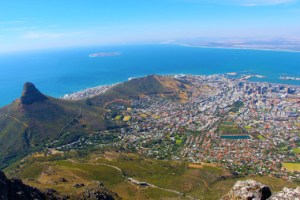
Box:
[88, 75, 189, 106]
[0, 169, 119, 200]
[0, 75, 189, 169]
[4, 151, 299, 200]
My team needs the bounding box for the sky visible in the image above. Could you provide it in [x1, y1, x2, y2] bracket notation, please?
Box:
[0, 0, 300, 52]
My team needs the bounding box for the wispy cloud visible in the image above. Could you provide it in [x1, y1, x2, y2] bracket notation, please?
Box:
[238, 0, 296, 6]
[0, 19, 32, 25]
[22, 31, 90, 39]
[177, 0, 297, 6]
[22, 32, 63, 39]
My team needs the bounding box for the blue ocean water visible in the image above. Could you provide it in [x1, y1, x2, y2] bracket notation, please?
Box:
[0, 44, 300, 107]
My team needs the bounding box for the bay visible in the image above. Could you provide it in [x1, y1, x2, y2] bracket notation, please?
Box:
[0, 44, 299, 107]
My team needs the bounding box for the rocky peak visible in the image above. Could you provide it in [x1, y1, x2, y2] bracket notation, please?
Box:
[0, 170, 45, 200]
[78, 183, 121, 200]
[20, 82, 48, 105]
[222, 180, 300, 200]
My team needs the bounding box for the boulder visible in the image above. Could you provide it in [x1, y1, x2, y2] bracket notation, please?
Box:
[270, 187, 300, 200]
[222, 180, 272, 200]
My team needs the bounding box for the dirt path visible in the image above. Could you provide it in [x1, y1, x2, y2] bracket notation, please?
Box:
[55, 106, 82, 140]
[69, 158, 199, 200]
[6, 114, 29, 127]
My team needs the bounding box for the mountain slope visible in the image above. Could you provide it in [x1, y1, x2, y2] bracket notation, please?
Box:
[88, 75, 188, 106]
[0, 170, 45, 200]
[0, 170, 120, 200]
[0, 75, 189, 168]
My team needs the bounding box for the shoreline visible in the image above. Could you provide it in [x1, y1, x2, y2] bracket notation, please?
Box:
[163, 42, 300, 53]
[60, 73, 300, 101]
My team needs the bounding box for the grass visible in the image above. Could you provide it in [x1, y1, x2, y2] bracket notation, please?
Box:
[258, 135, 265, 140]
[10, 152, 300, 200]
[176, 139, 183, 145]
[20, 162, 48, 179]
[292, 148, 300, 154]
[55, 160, 123, 186]
[229, 101, 244, 113]
[282, 163, 300, 172]
[294, 122, 300, 128]
[218, 121, 246, 135]
[115, 115, 122, 120]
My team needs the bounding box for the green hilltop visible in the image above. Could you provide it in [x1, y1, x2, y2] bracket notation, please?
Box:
[0, 75, 188, 169]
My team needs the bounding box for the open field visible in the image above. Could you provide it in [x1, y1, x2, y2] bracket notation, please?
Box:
[217, 121, 247, 135]
[292, 148, 300, 154]
[258, 135, 265, 140]
[282, 163, 300, 172]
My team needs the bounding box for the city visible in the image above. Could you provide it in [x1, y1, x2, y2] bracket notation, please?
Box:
[53, 74, 300, 181]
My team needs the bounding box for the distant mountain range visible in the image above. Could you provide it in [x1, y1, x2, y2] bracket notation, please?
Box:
[166, 38, 300, 51]
[0, 75, 189, 169]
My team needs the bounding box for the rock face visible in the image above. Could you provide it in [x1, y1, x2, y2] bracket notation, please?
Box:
[20, 82, 48, 105]
[78, 183, 121, 200]
[222, 180, 271, 200]
[0, 171, 120, 200]
[0, 170, 45, 200]
[270, 187, 300, 200]
[222, 179, 300, 200]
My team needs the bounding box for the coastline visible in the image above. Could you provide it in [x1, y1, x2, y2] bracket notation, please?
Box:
[164, 42, 300, 53]
[60, 73, 300, 101]
[1, 44, 300, 107]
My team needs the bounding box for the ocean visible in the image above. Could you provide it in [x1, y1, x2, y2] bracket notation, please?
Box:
[0, 44, 300, 107]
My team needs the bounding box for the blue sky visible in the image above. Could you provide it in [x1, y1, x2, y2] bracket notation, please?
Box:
[0, 0, 300, 52]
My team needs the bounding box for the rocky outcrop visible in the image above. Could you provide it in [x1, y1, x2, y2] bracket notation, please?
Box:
[222, 180, 271, 200]
[222, 179, 300, 200]
[20, 82, 48, 105]
[0, 171, 120, 200]
[78, 182, 121, 200]
[270, 187, 300, 200]
[0, 170, 45, 200]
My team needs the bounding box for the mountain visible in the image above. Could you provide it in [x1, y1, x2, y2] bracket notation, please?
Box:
[0, 170, 45, 200]
[0, 170, 120, 200]
[88, 74, 189, 106]
[0, 75, 189, 168]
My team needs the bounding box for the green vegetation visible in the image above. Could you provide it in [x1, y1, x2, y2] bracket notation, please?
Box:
[282, 163, 300, 172]
[217, 121, 246, 135]
[229, 101, 244, 113]
[20, 162, 48, 179]
[174, 134, 185, 146]
[176, 139, 183, 145]
[258, 135, 265, 140]
[0, 75, 188, 169]
[115, 115, 122, 120]
[292, 148, 300, 154]
[7, 152, 298, 200]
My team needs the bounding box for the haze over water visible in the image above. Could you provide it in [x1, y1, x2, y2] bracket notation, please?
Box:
[0, 44, 300, 107]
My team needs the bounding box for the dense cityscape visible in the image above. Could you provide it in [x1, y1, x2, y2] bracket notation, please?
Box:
[54, 74, 300, 181]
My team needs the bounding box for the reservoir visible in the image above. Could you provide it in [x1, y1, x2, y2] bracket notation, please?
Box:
[220, 135, 251, 140]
